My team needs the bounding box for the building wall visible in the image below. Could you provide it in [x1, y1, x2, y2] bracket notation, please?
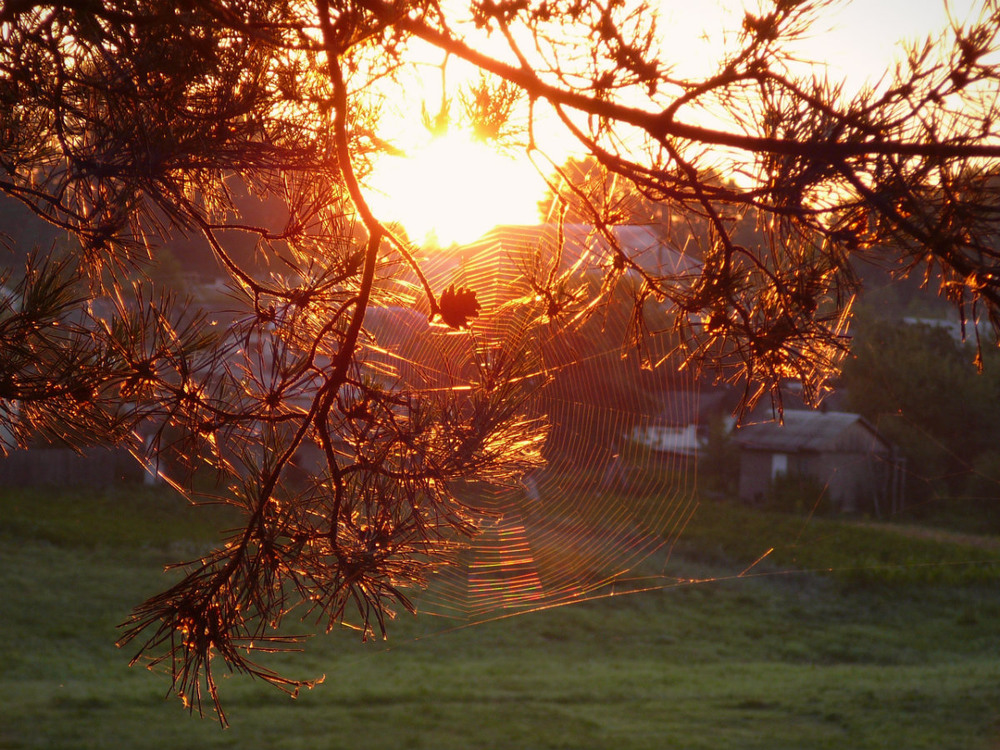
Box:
[737, 451, 778, 503]
[801, 452, 854, 512]
[739, 414, 892, 514]
[739, 445, 892, 513]
[810, 450, 891, 514]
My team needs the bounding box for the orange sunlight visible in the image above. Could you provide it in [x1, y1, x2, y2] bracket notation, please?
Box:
[367, 129, 548, 248]
[363, 0, 975, 248]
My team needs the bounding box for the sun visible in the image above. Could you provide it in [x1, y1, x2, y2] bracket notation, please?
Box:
[367, 130, 547, 247]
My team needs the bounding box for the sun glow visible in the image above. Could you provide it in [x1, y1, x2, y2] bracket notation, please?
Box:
[367, 130, 548, 248]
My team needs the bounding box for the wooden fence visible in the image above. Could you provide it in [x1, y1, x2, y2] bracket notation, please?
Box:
[0, 446, 144, 487]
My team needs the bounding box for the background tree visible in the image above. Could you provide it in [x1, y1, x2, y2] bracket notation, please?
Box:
[536, 155, 765, 258]
[537, 155, 670, 226]
[3, 0, 1000, 719]
[841, 308, 1000, 515]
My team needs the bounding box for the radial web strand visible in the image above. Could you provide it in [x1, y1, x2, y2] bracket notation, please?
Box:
[366, 224, 704, 621]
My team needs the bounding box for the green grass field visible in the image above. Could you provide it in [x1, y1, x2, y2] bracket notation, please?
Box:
[1, 485, 999, 749]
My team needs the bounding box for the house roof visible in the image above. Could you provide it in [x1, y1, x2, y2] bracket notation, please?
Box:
[733, 410, 890, 453]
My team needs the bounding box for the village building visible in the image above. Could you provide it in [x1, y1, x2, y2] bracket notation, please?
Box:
[733, 410, 905, 515]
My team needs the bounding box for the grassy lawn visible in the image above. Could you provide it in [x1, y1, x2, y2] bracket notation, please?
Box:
[1, 486, 999, 749]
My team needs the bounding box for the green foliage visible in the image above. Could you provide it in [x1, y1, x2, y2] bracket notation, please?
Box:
[842, 310, 1000, 504]
[0, 484, 238, 552]
[697, 415, 739, 497]
[679, 499, 1000, 586]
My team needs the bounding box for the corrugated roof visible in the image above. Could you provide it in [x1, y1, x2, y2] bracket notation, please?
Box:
[733, 410, 885, 453]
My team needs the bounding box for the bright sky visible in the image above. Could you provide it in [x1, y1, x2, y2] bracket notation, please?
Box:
[366, 0, 984, 248]
[366, 129, 547, 248]
[757, 0, 981, 85]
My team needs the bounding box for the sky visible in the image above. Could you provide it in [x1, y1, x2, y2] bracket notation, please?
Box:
[366, 0, 986, 246]
[771, 0, 981, 85]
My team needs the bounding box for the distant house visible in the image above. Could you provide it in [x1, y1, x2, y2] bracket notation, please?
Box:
[626, 388, 736, 462]
[902, 315, 991, 343]
[628, 422, 701, 460]
[733, 410, 904, 515]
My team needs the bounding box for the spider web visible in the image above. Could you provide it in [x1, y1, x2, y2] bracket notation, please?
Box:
[366, 224, 705, 622]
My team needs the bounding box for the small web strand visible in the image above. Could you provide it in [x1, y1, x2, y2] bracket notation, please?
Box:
[366, 225, 702, 621]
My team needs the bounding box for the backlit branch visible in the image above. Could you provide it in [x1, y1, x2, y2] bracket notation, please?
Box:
[3, 0, 1000, 721]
